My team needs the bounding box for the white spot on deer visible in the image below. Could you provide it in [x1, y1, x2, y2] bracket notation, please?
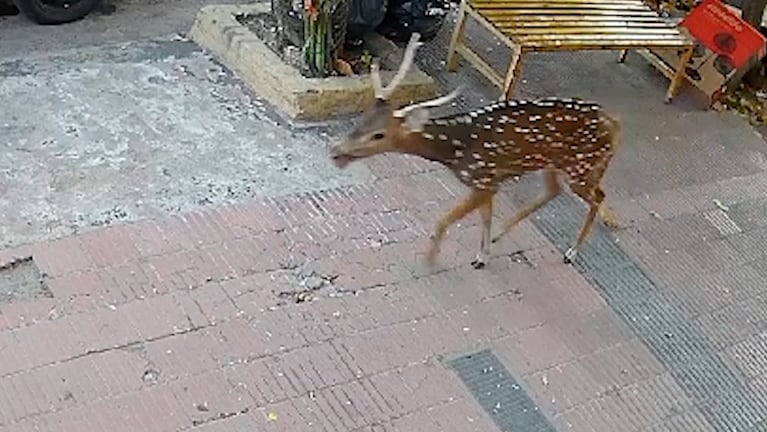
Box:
[495, 128, 504, 134]
[483, 142, 497, 149]
[477, 161, 486, 167]
[452, 139, 463, 146]
[483, 125, 492, 130]
[514, 127, 530, 133]
[460, 170, 471, 179]
[529, 115, 542, 122]
[487, 116, 494, 122]
[576, 153, 585, 160]
[455, 149, 464, 157]
[472, 153, 483, 160]
[438, 134, 448, 141]
[422, 133, 434, 140]
[470, 112, 478, 118]
[470, 133, 478, 139]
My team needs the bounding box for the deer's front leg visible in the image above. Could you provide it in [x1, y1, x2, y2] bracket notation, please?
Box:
[426, 189, 495, 268]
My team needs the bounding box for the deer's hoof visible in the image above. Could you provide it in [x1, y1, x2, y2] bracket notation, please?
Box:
[563, 247, 578, 264]
[604, 220, 621, 230]
[470, 259, 486, 269]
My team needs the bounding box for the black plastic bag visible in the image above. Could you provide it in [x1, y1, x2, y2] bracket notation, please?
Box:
[347, 0, 388, 43]
[376, 0, 450, 42]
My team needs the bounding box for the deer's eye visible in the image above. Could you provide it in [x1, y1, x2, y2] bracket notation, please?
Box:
[372, 133, 385, 140]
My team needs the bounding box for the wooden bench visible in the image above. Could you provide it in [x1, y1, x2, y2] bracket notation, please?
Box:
[446, 0, 696, 102]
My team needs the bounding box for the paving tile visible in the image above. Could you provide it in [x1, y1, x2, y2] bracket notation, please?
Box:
[205, 319, 273, 363]
[143, 330, 219, 379]
[189, 282, 238, 325]
[430, 398, 501, 432]
[390, 408, 442, 432]
[170, 370, 255, 427]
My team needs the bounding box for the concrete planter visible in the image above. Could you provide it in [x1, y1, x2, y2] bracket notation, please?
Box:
[189, 4, 437, 121]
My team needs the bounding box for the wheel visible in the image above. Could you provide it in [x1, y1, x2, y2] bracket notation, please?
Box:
[13, 0, 102, 24]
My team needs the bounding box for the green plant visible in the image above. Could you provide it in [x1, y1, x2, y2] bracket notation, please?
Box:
[360, 50, 373, 71]
[303, 0, 333, 77]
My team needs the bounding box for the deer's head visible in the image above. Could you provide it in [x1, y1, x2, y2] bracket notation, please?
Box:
[330, 33, 462, 168]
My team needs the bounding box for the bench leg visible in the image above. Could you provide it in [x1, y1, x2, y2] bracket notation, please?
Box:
[501, 47, 523, 100]
[447, 0, 469, 72]
[618, 49, 628, 63]
[665, 46, 694, 104]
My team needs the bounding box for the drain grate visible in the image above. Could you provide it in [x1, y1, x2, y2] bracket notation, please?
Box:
[448, 349, 556, 432]
[0, 256, 52, 304]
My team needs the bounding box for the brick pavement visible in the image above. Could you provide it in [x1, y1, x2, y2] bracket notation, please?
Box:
[5, 8, 767, 432]
[2, 151, 765, 432]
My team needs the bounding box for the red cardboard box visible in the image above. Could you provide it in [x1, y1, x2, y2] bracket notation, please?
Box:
[681, 0, 766, 69]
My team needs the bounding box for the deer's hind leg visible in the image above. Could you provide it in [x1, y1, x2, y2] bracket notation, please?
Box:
[426, 188, 495, 268]
[471, 197, 494, 270]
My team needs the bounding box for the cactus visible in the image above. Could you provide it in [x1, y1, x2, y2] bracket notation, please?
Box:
[303, 0, 333, 77]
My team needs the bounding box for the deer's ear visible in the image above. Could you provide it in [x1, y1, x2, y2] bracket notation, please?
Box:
[403, 108, 430, 132]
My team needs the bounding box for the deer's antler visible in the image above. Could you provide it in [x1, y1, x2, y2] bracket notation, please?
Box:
[371, 32, 423, 100]
[393, 85, 465, 118]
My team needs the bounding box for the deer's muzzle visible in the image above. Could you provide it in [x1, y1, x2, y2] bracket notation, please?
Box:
[329, 145, 357, 169]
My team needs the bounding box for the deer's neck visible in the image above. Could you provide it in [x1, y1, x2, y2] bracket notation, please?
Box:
[401, 124, 461, 165]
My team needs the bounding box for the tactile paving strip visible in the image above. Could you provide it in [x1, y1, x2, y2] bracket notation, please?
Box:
[530, 194, 767, 430]
[449, 349, 557, 432]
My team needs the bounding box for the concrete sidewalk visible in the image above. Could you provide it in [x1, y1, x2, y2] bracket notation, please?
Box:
[3, 6, 767, 432]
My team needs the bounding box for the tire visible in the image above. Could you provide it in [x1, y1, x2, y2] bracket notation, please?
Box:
[13, 0, 102, 24]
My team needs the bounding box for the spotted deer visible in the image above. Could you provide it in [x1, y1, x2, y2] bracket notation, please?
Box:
[329, 33, 621, 269]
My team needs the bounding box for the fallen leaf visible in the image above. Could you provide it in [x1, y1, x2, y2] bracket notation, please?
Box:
[335, 59, 354, 76]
